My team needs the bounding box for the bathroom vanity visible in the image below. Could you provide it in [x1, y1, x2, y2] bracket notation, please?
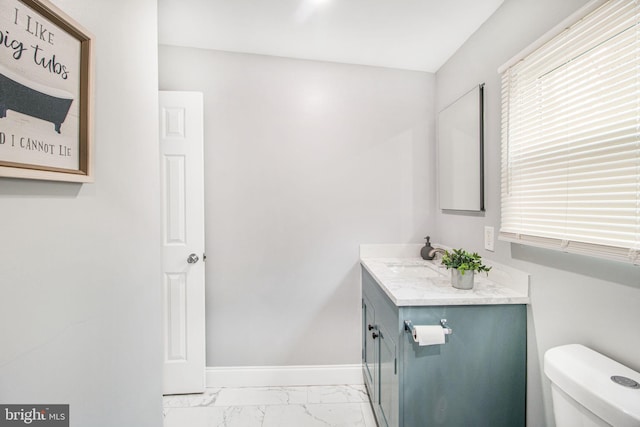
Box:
[360, 245, 529, 427]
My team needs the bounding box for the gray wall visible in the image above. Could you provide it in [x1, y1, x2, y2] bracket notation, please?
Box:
[434, 0, 640, 425]
[159, 46, 435, 366]
[0, 1, 163, 426]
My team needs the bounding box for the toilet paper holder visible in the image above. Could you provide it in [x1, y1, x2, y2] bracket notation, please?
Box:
[404, 319, 453, 335]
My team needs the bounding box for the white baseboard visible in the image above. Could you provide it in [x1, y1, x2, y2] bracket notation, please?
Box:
[206, 364, 364, 388]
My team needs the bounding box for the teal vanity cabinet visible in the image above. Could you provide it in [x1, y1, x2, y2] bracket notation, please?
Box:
[362, 267, 526, 427]
[362, 290, 399, 427]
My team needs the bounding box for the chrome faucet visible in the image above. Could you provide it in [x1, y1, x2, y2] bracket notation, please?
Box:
[428, 247, 446, 260]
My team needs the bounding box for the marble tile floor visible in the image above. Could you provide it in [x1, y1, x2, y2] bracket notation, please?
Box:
[163, 385, 377, 427]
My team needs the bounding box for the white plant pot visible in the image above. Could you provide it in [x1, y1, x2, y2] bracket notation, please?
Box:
[451, 269, 474, 289]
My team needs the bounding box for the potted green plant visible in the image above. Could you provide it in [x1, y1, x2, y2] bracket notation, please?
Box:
[441, 248, 491, 290]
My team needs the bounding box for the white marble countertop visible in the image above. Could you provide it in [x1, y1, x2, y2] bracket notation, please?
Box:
[360, 244, 530, 307]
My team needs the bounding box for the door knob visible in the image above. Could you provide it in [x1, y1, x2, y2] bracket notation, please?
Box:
[372, 332, 379, 339]
[187, 253, 199, 264]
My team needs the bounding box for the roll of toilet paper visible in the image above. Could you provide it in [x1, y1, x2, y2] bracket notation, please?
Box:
[412, 325, 446, 346]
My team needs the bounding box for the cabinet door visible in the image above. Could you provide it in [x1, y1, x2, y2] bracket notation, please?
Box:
[362, 296, 376, 399]
[378, 325, 398, 427]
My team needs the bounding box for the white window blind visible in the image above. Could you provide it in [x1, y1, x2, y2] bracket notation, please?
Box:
[500, 0, 640, 265]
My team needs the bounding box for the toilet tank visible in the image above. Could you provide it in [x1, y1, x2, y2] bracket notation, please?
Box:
[544, 344, 640, 427]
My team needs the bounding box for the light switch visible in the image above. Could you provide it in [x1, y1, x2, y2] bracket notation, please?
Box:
[484, 226, 495, 251]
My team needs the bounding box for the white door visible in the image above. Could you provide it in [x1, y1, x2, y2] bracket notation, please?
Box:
[159, 91, 206, 395]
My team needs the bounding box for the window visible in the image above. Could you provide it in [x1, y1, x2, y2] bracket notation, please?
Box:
[499, 0, 640, 265]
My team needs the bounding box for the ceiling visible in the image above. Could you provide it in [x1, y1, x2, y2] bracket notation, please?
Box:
[157, 0, 504, 73]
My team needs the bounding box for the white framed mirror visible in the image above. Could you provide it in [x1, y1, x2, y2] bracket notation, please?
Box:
[437, 83, 485, 212]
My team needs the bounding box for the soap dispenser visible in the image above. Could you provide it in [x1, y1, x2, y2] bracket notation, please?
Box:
[421, 236, 435, 260]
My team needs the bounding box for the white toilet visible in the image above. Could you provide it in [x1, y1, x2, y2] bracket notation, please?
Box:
[544, 344, 640, 427]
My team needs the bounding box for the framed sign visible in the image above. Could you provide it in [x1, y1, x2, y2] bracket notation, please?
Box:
[0, 0, 93, 182]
